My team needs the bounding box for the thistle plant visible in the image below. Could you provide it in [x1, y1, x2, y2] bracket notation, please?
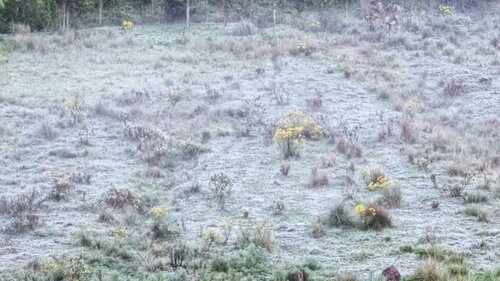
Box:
[273, 111, 323, 158]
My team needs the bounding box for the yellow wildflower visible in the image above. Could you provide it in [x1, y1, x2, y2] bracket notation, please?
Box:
[151, 206, 168, 218]
[112, 228, 126, 238]
[355, 204, 366, 216]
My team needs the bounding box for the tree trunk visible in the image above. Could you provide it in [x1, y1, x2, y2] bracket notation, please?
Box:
[62, 1, 66, 30]
[99, 0, 103, 26]
[186, 0, 190, 28]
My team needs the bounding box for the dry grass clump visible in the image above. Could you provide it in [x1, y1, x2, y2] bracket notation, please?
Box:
[232, 21, 256, 37]
[310, 168, 329, 187]
[39, 122, 58, 140]
[378, 186, 402, 208]
[209, 172, 234, 209]
[443, 78, 465, 97]
[326, 204, 354, 228]
[464, 207, 488, 223]
[51, 176, 75, 201]
[279, 163, 290, 176]
[411, 258, 443, 281]
[400, 113, 417, 143]
[125, 124, 169, 166]
[335, 137, 363, 158]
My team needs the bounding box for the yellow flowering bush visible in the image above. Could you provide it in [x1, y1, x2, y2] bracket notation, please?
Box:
[439, 5, 452, 16]
[122, 20, 134, 30]
[354, 203, 392, 230]
[273, 111, 323, 158]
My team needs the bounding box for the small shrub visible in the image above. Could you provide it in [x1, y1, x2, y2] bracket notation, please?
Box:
[311, 220, 326, 238]
[0, 189, 41, 232]
[209, 172, 234, 209]
[38, 256, 90, 281]
[166, 89, 184, 106]
[103, 187, 142, 210]
[236, 214, 272, 250]
[462, 192, 488, 204]
[10, 24, 31, 36]
[125, 124, 169, 166]
[400, 113, 416, 143]
[62, 96, 85, 126]
[48, 148, 78, 158]
[411, 258, 443, 281]
[200, 246, 271, 280]
[273, 200, 285, 215]
[39, 122, 58, 140]
[335, 138, 363, 158]
[205, 84, 222, 104]
[279, 163, 290, 176]
[447, 182, 464, 197]
[354, 202, 392, 230]
[167, 240, 188, 269]
[150, 205, 178, 240]
[179, 139, 204, 158]
[310, 168, 329, 187]
[339, 273, 358, 281]
[326, 204, 354, 227]
[232, 21, 256, 36]
[51, 176, 75, 201]
[267, 82, 290, 106]
[202, 228, 222, 252]
[443, 78, 465, 97]
[465, 207, 489, 222]
[78, 125, 93, 145]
